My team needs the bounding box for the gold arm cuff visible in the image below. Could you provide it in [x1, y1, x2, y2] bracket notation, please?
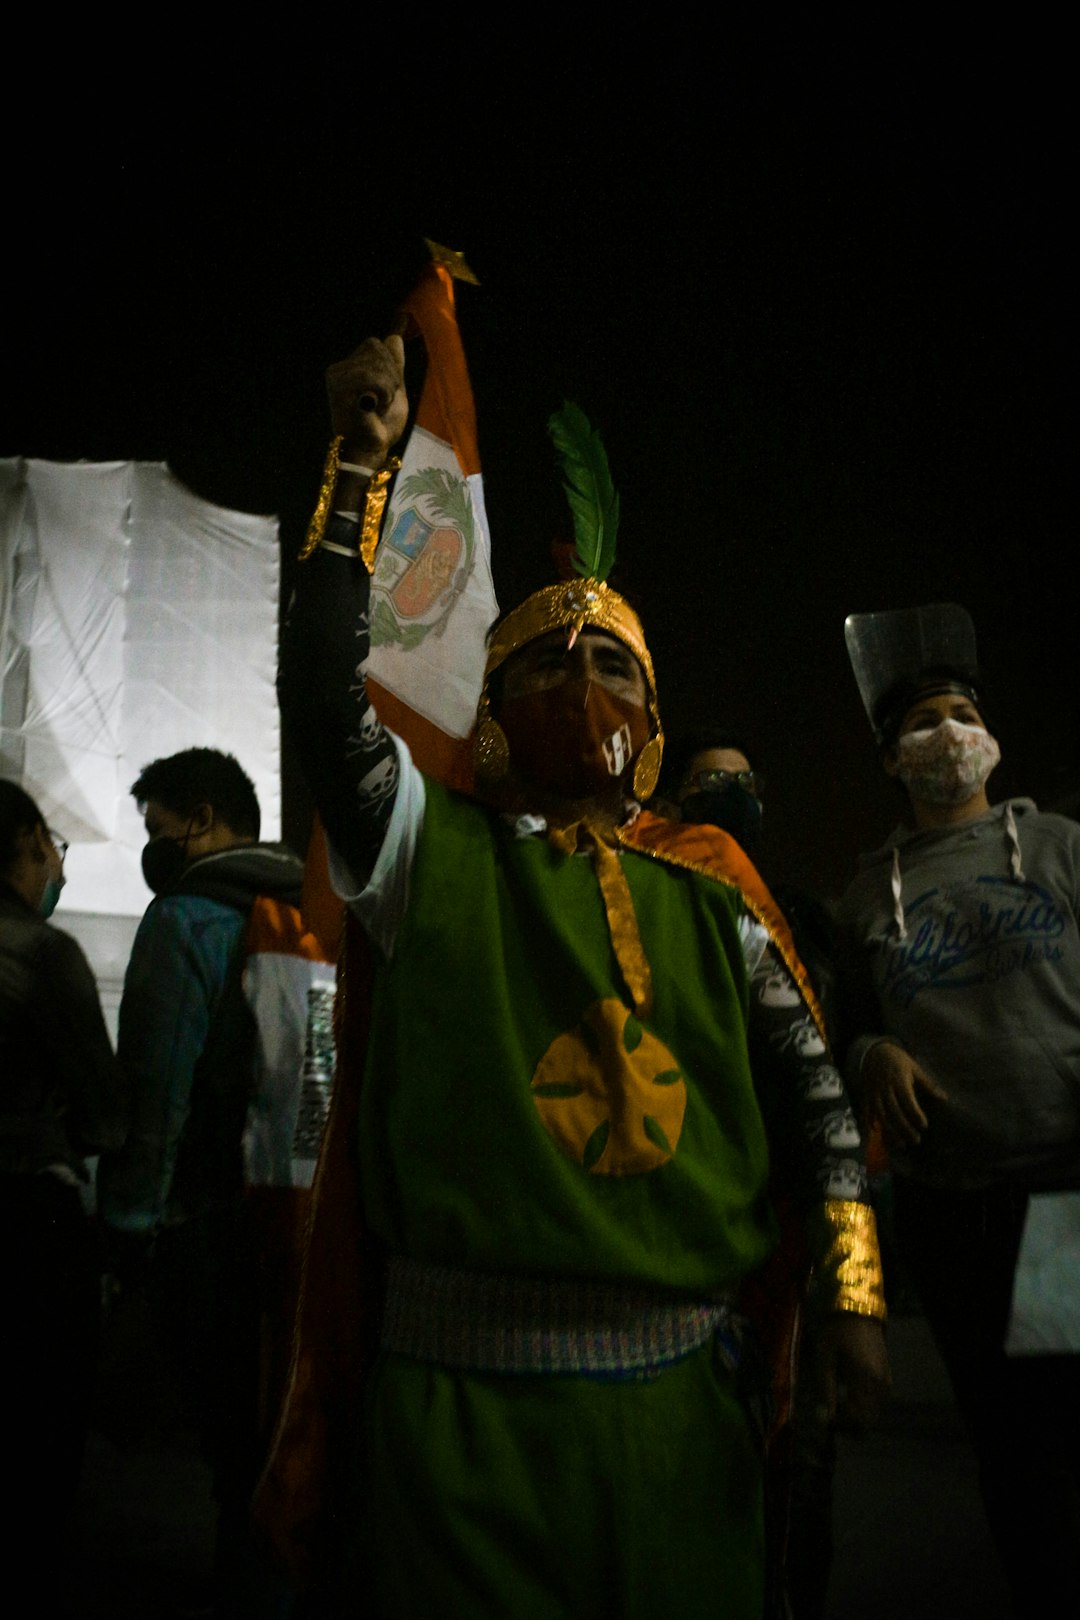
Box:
[816, 1199, 887, 1320]
[359, 457, 401, 573]
[298, 445, 401, 567]
[298, 436, 345, 562]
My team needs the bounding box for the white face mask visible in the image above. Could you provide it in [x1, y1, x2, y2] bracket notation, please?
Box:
[895, 718, 1001, 805]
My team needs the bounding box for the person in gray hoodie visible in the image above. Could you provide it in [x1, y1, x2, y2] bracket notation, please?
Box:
[837, 661, 1080, 1614]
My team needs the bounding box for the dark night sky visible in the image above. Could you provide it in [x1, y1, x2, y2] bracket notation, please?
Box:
[5, 36, 1074, 897]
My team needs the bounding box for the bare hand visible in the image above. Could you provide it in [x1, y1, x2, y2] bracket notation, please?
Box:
[862, 1040, 948, 1147]
[326, 335, 408, 467]
[813, 1313, 891, 1432]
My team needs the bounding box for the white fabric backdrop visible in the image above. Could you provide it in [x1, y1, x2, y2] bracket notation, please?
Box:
[0, 458, 280, 919]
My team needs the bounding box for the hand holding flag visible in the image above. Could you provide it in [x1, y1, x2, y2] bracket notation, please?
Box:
[300, 244, 496, 949]
[325, 335, 408, 471]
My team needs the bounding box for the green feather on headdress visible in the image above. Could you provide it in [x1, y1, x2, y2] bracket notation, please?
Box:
[547, 402, 620, 584]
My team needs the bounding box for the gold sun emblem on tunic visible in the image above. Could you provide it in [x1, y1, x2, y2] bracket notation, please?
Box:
[530, 998, 687, 1175]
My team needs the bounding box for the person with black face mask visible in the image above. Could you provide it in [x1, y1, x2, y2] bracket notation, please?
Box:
[655, 728, 838, 1033]
[94, 747, 315, 1617]
[653, 732, 847, 1620]
[0, 779, 124, 1577]
[656, 732, 766, 857]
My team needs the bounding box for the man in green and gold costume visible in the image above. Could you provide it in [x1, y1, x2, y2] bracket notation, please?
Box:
[266, 335, 889, 1618]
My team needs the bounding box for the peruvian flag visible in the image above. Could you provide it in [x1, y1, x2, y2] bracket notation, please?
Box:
[302, 252, 495, 947]
[366, 256, 495, 786]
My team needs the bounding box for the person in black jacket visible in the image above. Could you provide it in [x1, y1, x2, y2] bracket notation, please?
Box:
[0, 778, 124, 1568]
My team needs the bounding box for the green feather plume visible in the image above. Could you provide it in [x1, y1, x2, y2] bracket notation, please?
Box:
[547, 402, 620, 583]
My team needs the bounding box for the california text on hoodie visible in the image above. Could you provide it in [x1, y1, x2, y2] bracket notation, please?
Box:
[838, 799, 1080, 1190]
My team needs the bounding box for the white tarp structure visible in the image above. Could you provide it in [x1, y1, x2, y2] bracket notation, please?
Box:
[0, 458, 281, 1024]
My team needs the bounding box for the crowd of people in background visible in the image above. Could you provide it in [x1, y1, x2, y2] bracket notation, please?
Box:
[2, 331, 1077, 1620]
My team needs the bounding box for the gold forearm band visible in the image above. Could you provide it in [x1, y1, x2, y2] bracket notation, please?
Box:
[359, 459, 400, 572]
[818, 1200, 887, 1320]
[298, 436, 345, 562]
[298, 439, 400, 569]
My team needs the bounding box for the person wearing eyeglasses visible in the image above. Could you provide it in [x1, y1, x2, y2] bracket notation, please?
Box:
[0, 779, 124, 1573]
[652, 729, 765, 857]
[655, 727, 838, 1024]
[94, 746, 321, 1616]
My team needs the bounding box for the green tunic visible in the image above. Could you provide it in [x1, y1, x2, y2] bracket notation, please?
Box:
[356, 782, 776, 1617]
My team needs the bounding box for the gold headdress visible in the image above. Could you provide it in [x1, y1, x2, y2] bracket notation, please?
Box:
[474, 403, 664, 800]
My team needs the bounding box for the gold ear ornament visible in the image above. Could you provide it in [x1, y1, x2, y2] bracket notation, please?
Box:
[633, 733, 664, 801]
[473, 701, 510, 784]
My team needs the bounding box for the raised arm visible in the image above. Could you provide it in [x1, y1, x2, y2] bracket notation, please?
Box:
[278, 336, 410, 891]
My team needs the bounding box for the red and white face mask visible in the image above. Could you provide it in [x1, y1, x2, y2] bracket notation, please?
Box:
[499, 679, 650, 801]
[896, 719, 1000, 805]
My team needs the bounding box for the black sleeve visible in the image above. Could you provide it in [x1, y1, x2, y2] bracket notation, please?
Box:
[277, 517, 402, 890]
[36, 928, 126, 1155]
[747, 944, 869, 1207]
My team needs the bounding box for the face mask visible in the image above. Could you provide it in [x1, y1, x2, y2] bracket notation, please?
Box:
[499, 680, 651, 801]
[896, 719, 1001, 805]
[141, 834, 189, 895]
[680, 784, 763, 854]
[39, 876, 65, 918]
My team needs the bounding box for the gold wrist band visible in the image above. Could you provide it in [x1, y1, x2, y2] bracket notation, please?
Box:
[816, 1199, 887, 1320]
[359, 459, 401, 572]
[298, 436, 345, 562]
[298, 438, 400, 569]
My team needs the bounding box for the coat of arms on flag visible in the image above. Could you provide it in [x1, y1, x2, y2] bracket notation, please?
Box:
[370, 428, 478, 645]
[364, 251, 496, 750]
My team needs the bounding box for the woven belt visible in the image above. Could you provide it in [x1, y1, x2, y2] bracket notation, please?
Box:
[380, 1255, 742, 1378]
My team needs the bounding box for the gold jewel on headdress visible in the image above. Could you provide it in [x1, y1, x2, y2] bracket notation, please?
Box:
[483, 577, 656, 699]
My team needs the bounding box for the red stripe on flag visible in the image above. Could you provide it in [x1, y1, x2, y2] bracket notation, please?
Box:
[402, 265, 480, 477]
[367, 675, 474, 793]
